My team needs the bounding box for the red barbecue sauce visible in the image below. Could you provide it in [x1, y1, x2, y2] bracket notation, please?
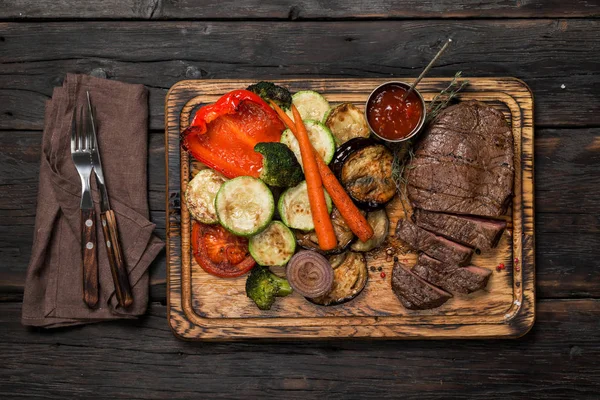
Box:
[367, 84, 424, 140]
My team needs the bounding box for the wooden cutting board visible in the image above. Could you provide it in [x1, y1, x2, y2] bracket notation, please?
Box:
[166, 78, 534, 340]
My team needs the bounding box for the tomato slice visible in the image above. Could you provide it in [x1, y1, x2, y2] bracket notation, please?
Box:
[191, 222, 256, 278]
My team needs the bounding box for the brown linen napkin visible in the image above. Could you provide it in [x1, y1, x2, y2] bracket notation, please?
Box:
[22, 74, 164, 328]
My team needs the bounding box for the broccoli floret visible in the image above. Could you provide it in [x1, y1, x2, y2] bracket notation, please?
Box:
[255, 142, 304, 187]
[247, 81, 292, 111]
[245, 266, 293, 310]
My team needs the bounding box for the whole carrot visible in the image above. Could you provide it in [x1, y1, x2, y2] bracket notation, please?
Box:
[270, 101, 373, 242]
[291, 105, 337, 251]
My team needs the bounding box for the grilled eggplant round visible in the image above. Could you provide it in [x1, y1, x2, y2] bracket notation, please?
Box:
[309, 251, 368, 306]
[295, 208, 358, 255]
[351, 209, 389, 252]
[331, 138, 396, 210]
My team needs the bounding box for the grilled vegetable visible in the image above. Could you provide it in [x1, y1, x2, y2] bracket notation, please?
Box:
[286, 251, 334, 298]
[280, 120, 336, 169]
[270, 101, 375, 243]
[249, 221, 296, 266]
[247, 81, 292, 111]
[351, 209, 389, 252]
[331, 138, 396, 210]
[246, 266, 293, 310]
[184, 169, 227, 224]
[325, 103, 371, 146]
[215, 176, 274, 236]
[192, 222, 256, 278]
[289, 90, 330, 122]
[278, 180, 332, 231]
[310, 251, 368, 306]
[181, 89, 284, 178]
[295, 208, 358, 255]
[254, 142, 304, 187]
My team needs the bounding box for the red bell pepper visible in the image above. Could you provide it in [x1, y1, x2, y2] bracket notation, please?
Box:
[181, 89, 285, 178]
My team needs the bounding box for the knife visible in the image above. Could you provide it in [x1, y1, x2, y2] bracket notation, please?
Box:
[86, 91, 134, 308]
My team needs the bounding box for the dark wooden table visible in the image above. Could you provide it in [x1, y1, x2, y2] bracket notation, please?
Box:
[1, 1, 599, 398]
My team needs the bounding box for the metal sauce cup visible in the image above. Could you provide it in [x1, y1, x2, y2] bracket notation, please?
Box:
[365, 81, 427, 143]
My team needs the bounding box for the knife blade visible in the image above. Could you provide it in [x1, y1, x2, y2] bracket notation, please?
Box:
[87, 91, 134, 308]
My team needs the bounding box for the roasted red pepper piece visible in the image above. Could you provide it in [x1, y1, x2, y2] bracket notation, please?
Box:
[181, 90, 285, 178]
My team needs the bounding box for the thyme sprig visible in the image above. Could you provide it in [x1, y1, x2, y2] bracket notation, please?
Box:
[426, 71, 469, 123]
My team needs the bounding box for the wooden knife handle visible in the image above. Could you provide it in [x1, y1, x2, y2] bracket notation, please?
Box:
[100, 210, 134, 308]
[81, 209, 99, 308]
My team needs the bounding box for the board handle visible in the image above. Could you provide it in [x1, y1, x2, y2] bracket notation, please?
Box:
[81, 209, 99, 308]
[100, 210, 134, 308]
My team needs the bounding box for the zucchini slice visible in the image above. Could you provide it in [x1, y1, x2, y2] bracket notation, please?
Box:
[289, 90, 330, 122]
[351, 209, 389, 252]
[215, 176, 274, 236]
[310, 251, 368, 306]
[278, 180, 332, 231]
[325, 103, 371, 146]
[249, 221, 296, 266]
[280, 120, 335, 168]
[184, 168, 227, 224]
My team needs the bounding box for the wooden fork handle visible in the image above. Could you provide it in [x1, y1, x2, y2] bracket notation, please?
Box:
[81, 209, 99, 308]
[100, 210, 134, 308]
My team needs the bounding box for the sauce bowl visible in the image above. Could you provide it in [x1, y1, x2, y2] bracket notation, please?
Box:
[365, 81, 427, 143]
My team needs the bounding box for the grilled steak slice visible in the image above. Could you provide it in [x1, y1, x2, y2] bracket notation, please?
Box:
[412, 254, 492, 295]
[392, 261, 452, 310]
[395, 219, 473, 266]
[407, 101, 514, 217]
[413, 209, 507, 251]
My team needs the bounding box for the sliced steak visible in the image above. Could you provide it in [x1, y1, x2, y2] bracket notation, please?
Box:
[395, 219, 473, 266]
[413, 209, 507, 251]
[412, 254, 492, 295]
[407, 101, 514, 217]
[392, 261, 452, 310]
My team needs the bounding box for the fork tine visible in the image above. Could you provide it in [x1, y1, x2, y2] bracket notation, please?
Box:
[86, 110, 94, 151]
[91, 105, 98, 150]
[70, 109, 77, 153]
[81, 105, 88, 150]
[78, 106, 84, 151]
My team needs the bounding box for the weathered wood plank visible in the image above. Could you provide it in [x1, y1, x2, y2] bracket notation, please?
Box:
[1, 0, 598, 20]
[1, 300, 599, 398]
[1, 125, 598, 299]
[0, 20, 599, 129]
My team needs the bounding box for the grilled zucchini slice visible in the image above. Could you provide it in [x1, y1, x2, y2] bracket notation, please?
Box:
[278, 181, 332, 231]
[215, 176, 274, 236]
[249, 221, 296, 266]
[280, 120, 335, 168]
[184, 169, 227, 224]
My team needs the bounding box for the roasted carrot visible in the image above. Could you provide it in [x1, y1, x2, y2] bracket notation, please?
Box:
[270, 101, 374, 242]
[315, 158, 374, 242]
[291, 105, 337, 251]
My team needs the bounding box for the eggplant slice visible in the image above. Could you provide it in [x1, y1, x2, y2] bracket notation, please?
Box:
[325, 103, 370, 146]
[351, 209, 389, 252]
[295, 208, 357, 255]
[331, 138, 396, 210]
[310, 251, 368, 306]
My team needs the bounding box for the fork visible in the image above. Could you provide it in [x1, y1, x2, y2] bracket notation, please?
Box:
[71, 105, 99, 308]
